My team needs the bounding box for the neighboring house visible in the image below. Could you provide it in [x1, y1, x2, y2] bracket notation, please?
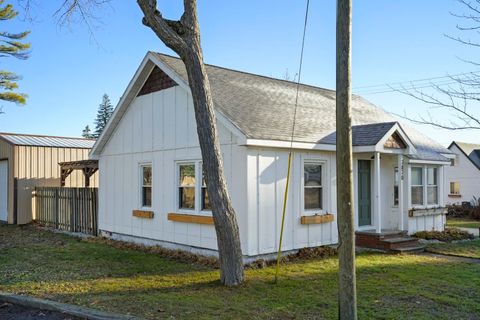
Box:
[90, 52, 454, 259]
[444, 141, 480, 205]
[0, 133, 97, 224]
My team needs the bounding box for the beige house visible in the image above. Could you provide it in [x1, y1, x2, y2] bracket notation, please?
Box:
[0, 133, 96, 224]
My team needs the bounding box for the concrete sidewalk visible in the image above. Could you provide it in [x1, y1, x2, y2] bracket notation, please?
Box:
[0, 292, 142, 320]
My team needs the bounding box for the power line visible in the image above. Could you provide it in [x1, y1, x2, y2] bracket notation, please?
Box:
[353, 70, 480, 95]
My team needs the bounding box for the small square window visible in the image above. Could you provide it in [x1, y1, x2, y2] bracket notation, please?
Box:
[450, 182, 460, 195]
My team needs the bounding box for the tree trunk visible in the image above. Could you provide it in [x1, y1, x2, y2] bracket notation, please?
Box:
[336, 0, 357, 318]
[137, 0, 244, 286]
[182, 44, 244, 286]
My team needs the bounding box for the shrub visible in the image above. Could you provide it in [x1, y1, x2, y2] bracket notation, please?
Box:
[415, 228, 475, 242]
[447, 196, 480, 220]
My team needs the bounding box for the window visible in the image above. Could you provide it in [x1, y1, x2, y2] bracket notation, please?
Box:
[411, 167, 423, 206]
[410, 165, 439, 207]
[450, 182, 460, 195]
[393, 167, 399, 206]
[177, 161, 211, 212]
[201, 164, 211, 211]
[179, 164, 195, 209]
[304, 162, 323, 210]
[141, 165, 152, 207]
[450, 156, 458, 166]
[427, 167, 438, 205]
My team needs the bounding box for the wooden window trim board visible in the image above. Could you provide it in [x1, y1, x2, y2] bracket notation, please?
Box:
[132, 210, 154, 219]
[168, 213, 214, 225]
[300, 213, 335, 225]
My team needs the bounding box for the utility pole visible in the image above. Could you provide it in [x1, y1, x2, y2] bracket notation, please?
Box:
[336, 0, 357, 319]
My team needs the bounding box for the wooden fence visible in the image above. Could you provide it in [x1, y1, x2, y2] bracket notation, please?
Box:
[34, 187, 98, 236]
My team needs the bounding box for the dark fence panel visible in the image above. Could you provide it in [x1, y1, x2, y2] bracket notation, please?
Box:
[34, 187, 98, 236]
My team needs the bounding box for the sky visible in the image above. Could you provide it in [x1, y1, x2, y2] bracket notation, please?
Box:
[1, 0, 478, 146]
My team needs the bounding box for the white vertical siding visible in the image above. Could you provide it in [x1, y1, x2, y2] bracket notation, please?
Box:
[99, 85, 247, 252]
[245, 148, 337, 256]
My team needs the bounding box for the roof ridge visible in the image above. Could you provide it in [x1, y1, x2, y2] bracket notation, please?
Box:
[0, 132, 96, 141]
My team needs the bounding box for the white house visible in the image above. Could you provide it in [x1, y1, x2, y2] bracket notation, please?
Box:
[444, 141, 480, 205]
[90, 52, 454, 259]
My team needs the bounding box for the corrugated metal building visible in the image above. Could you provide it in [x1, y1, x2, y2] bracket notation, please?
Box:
[0, 133, 97, 224]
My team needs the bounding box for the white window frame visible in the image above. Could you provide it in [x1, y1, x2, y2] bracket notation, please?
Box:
[393, 167, 399, 207]
[410, 165, 439, 208]
[139, 163, 152, 209]
[176, 160, 212, 215]
[301, 159, 327, 215]
[426, 167, 439, 206]
[449, 181, 461, 195]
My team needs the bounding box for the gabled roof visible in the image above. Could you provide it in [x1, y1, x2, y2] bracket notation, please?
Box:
[0, 132, 95, 149]
[320, 122, 397, 146]
[449, 141, 480, 170]
[92, 52, 452, 162]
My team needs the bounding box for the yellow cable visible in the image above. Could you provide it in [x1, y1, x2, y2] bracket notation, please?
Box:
[274, 152, 292, 283]
[274, 0, 310, 283]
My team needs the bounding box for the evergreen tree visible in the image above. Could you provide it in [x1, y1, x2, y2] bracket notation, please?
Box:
[82, 125, 93, 138]
[0, 1, 30, 105]
[93, 94, 113, 138]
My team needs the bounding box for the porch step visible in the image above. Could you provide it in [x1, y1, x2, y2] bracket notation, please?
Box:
[356, 230, 422, 252]
[390, 245, 425, 254]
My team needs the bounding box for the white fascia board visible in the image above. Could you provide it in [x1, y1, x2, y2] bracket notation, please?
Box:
[245, 139, 381, 153]
[441, 153, 456, 159]
[408, 159, 451, 165]
[244, 139, 336, 151]
[90, 54, 154, 157]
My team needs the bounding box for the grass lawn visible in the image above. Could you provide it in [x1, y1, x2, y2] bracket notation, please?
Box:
[446, 217, 480, 229]
[1, 225, 480, 319]
[427, 239, 480, 259]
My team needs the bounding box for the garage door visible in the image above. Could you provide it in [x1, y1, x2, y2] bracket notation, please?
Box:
[0, 160, 7, 222]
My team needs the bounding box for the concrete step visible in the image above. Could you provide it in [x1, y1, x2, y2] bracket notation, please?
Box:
[383, 237, 420, 250]
[390, 245, 425, 254]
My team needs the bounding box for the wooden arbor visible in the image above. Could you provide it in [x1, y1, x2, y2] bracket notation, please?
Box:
[59, 160, 98, 187]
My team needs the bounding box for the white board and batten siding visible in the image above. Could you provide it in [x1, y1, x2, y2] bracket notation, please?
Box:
[98, 86, 249, 254]
[246, 148, 338, 257]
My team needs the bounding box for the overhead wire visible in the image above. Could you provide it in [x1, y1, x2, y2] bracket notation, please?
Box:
[274, 0, 310, 284]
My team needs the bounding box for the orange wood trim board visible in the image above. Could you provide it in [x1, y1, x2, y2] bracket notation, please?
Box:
[132, 210, 154, 219]
[300, 213, 335, 225]
[168, 213, 214, 225]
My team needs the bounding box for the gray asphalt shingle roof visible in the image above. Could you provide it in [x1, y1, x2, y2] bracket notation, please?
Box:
[0, 133, 95, 149]
[452, 142, 480, 170]
[319, 122, 397, 146]
[152, 53, 450, 161]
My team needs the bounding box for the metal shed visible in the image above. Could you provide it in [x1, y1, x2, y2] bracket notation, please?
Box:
[0, 132, 97, 224]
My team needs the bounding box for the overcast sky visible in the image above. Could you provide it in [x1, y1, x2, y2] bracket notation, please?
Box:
[1, 0, 478, 146]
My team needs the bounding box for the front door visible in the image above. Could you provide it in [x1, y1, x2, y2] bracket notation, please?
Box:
[358, 160, 372, 226]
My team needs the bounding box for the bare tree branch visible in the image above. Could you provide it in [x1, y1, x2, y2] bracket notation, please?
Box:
[395, 0, 480, 130]
[137, 0, 187, 55]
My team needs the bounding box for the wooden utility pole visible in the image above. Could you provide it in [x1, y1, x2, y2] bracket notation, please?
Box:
[336, 0, 357, 319]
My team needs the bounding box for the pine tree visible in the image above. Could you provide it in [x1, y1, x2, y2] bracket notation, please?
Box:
[93, 94, 113, 138]
[82, 125, 93, 138]
[0, 1, 30, 105]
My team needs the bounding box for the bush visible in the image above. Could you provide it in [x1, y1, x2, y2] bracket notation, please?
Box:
[415, 228, 475, 242]
[447, 196, 480, 220]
